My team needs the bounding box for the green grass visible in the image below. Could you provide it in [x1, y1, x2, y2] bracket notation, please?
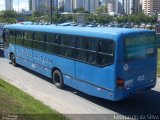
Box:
[0, 79, 68, 120]
[157, 49, 160, 76]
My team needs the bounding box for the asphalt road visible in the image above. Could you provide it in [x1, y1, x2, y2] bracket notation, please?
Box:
[0, 50, 160, 120]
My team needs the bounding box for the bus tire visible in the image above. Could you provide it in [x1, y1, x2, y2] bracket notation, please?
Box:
[10, 54, 17, 67]
[52, 70, 64, 89]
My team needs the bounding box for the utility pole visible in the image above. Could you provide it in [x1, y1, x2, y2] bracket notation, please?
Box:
[50, 0, 53, 24]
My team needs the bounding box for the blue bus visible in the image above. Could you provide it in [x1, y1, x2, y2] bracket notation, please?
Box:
[3, 23, 157, 101]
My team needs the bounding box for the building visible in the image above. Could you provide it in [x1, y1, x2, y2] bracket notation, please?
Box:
[142, 0, 160, 15]
[84, 0, 90, 12]
[5, 0, 13, 10]
[29, 0, 32, 11]
[101, 0, 107, 6]
[100, 0, 118, 15]
[75, 0, 84, 9]
[89, 0, 100, 13]
[122, 0, 141, 15]
[64, 0, 74, 12]
[107, 0, 118, 15]
[118, 1, 123, 14]
[58, 0, 64, 8]
[123, 0, 133, 14]
[133, 0, 142, 14]
[32, 0, 58, 13]
[64, 0, 100, 13]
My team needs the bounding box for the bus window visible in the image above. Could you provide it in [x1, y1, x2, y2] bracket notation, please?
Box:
[24, 32, 33, 40]
[59, 35, 75, 58]
[59, 47, 74, 58]
[46, 34, 58, 44]
[16, 31, 23, 45]
[60, 35, 74, 47]
[35, 32, 43, 41]
[33, 32, 44, 50]
[45, 34, 58, 54]
[76, 50, 86, 62]
[45, 43, 58, 54]
[24, 32, 32, 48]
[97, 40, 114, 66]
[86, 51, 96, 64]
[9, 30, 15, 44]
[77, 37, 95, 51]
[76, 37, 96, 64]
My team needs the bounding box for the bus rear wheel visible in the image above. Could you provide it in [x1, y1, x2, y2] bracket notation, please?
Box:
[52, 70, 64, 89]
[10, 54, 17, 67]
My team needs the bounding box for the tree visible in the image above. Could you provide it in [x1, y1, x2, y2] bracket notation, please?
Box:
[58, 6, 64, 13]
[73, 8, 88, 13]
[0, 10, 18, 23]
[32, 10, 45, 17]
[0, 10, 18, 18]
[95, 6, 108, 15]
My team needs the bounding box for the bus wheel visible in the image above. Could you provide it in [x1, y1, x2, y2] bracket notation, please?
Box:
[52, 70, 64, 89]
[10, 54, 17, 67]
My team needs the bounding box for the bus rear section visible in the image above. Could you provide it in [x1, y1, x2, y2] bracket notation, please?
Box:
[115, 31, 157, 101]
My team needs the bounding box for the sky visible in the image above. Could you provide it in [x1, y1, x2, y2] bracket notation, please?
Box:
[0, 0, 29, 11]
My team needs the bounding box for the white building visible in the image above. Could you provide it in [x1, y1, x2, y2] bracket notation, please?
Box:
[107, 0, 118, 15]
[32, 0, 58, 12]
[100, 0, 118, 15]
[5, 0, 13, 10]
[142, 0, 160, 15]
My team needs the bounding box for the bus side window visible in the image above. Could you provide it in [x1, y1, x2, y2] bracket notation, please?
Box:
[23, 32, 33, 48]
[76, 37, 96, 64]
[60, 35, 74, 47]
[9, 30, 15, 44]
[76, 49, 86, 62]
[77, 37, 95, 51]
[16, 31, 23, 45]
[97, 40, 114, 66]
[59, 35, 75, 58]
[33, 32, 44, 50]
[46, 34, 58, 44]
[35, 32, 44, 42]
[44, 34, 58, 54]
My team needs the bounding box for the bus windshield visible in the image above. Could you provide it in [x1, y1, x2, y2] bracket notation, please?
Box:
[124, 33, 156, 62]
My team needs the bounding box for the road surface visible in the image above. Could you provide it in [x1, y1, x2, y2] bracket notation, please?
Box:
[0, 50, 160, 120]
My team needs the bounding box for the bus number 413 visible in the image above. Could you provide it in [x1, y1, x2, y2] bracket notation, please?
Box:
[138, 75, 145, 82]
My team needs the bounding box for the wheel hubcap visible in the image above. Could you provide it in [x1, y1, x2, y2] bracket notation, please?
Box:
[54, 73, 60, 84]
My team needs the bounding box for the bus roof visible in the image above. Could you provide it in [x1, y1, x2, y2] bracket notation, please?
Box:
[4, 23, 154, 41]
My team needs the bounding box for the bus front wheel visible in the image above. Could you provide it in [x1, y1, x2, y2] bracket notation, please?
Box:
[10, 54, 17, 67]
[52, 70, 64, 89]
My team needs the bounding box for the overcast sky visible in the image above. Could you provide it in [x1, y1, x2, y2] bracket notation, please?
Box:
[0, 0, 28, 11]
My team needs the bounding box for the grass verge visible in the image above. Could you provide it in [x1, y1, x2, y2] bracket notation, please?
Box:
[0, 79, 68, 120]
